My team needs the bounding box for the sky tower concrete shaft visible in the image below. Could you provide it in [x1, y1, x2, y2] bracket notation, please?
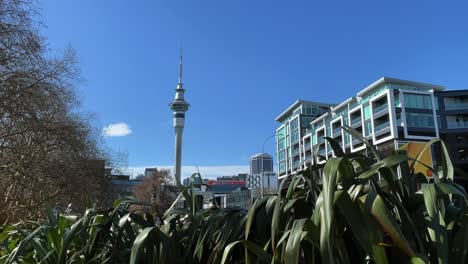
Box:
[169, 50, 190, 183]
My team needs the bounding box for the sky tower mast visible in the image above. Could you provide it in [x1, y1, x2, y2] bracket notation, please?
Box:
[169, 49, 190, 183]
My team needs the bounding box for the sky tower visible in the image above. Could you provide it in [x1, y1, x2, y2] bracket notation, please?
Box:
[169, 50, 190, 183]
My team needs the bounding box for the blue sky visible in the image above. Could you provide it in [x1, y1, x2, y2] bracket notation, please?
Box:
[41, 0, 468, 178]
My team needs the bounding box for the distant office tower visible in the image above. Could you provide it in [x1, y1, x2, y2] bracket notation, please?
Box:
[248, 153, 277, 192]
[250, 153, 273, 174]
[144, 168, 158, 177]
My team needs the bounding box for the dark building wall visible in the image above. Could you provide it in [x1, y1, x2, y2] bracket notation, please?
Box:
[435, 90, 468, 187]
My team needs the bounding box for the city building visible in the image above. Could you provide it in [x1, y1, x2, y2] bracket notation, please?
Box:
[110, 174, 143, 196]
[276, 77, 468, 186]
[248, 153, 278, 193]
[435, 90, 468, 184]
[144, 168, 158, 177]
[178, 175, 250, 209]
[250, 153, 274, 174]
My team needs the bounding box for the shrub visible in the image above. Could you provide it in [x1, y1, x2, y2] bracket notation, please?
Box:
[1, 128, 467, 263]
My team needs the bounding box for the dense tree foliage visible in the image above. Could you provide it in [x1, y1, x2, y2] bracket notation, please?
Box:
[0, 0, 116, 223]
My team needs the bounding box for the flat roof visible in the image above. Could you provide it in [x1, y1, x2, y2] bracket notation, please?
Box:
[356, 77, 445, 97]
[275, 100, 335, 122]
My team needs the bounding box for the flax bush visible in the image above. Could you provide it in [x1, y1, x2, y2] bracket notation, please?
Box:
[1, 127, 467, 264]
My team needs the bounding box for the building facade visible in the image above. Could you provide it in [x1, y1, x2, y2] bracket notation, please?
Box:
[275, 100, 335, 177]
[276, 77, 468, 183]
[250, 153, 274, 174]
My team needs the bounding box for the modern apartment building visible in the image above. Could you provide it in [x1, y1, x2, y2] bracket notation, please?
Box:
[275, 100, 336, 177]
[276, 77, 468, 184]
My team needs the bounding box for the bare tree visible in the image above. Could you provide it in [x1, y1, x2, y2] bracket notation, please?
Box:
[133, 169, 178, 213]
[0, 0, 118, 223]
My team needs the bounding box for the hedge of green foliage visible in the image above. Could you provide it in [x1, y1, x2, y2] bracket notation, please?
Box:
[1, 128, 467, 264]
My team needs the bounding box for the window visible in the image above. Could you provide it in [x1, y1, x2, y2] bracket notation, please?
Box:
[279, 162, 286, 172]
[278, 139, 285, 150]
[363, 105, 371, 120]
[290, 118, 299, 131]
[364, 120, 372, 135]
[278, 150, 285, 161]
[301, 116, 314, 127]
[404, 94, 433, 110]
[406, 113, 434, 128]
[291, 131, 299, 143]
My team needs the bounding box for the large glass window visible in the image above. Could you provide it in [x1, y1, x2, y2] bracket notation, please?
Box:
[278, 150, 285, 161]
[364, 120, 372, 135]
[279, 162, 286, 172]
[363, 105, 371, 120]
[303, 104, 318, 115]
[406, 113, 435, 128]
[301, 116, 314, 127]
[291, 131, 299, 143]
[404, 94, 433, 109]
[278, 139, 285, 150]
[444, 97, 468, 111]
[290, 118, 299, 131]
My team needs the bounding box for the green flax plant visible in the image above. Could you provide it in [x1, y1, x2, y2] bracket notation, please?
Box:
[1, 127, 468, 263]
[222, 126, 468, 264]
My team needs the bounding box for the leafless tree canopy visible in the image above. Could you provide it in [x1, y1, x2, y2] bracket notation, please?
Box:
[0, 0, 117, 223]
[133, 169, 177, 214]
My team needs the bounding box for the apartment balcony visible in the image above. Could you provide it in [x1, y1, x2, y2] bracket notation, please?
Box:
[374, 121, 391, 133]
[351, 117, 362, 128]
[292, 148, 300, 156]
[317, 135, 325, 144]
[318, 149, 326, 157]
[373, 103, 389, 115]
[445, 102, 468, 111]
[352, 138, 364, 146]
[332, 127, 342, 138]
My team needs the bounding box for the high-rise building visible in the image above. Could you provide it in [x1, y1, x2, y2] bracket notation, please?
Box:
[275, 77, 468, 186]
[169, 50, 190, 182]
[248, 153, 277, 192]
[250, 153, 273, 174]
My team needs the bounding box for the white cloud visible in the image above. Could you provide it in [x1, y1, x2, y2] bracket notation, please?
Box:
[103, 122, 132, 137]
[128, 165, 250, 179]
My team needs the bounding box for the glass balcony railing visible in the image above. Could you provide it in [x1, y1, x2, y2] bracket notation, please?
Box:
[445, 102, 468, 111]
[292, 148, 300, 156]
[374, 121, 390, 133]
[332, 127, 341, 136]
[317, 135, 325, 143]
[352, 139, 362, 145]
[448, 122, 468, 129]
[351, 117, 362, 126]
[318, 149, 326, 156]
[373, 103, 388, 114]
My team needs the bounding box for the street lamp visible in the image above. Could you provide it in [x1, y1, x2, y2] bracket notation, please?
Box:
[260, 133, 284, 196]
